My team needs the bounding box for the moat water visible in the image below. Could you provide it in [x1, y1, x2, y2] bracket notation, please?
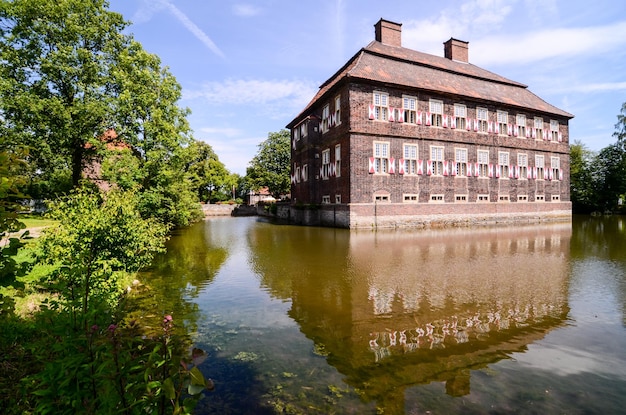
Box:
[137, 215, 626, 414]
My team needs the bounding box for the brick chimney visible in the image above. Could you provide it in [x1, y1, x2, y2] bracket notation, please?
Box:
[374, 18, 402, 47]
[444, 38, 469, 63]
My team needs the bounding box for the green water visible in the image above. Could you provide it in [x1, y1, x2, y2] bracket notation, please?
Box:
[136, 215, 626, 414]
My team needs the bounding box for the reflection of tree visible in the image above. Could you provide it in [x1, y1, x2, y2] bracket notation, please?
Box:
[125, 221, 230, 335]
[247, 221, 571, 412]
[570, 215, 626, 327]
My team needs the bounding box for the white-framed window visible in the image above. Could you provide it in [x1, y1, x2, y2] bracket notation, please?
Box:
[536, 155, 545, 180]
[430, 99, 443, 127]
[497, 110, 508, 135]
[335, 194, 342, 203]
[455, 194, 468, 203]
[293, 127, 300, 141]
[403, 144, 418, 175]
[477, 149, 489, 177]
[552, 194, 560, 201]
[550, 120, 559, 141]
[322, 195, 331, 204]
[518, 195, 528, 201]
[516, 114, 526, 138]
[455, 147, 468, 176]
[430, 145, 444, 176]
[498, 151, 509, 178]
[403, 95, 417, 124]
[373, 91, 389, 121]
[335, 144, 341, 178]
[403, 194, 419, 203]
[430, 194, 444, 203]
[321, 148, 331, 179]
[477, 194, 490, 202]
[334, 95, 341, 126]
[302, 164, 308, 182]
[536, 194, 545, 202]
[300, 121, 308, 138]
[477, 107, 489, 133]
[373, 141, 390, 174]
[321, 104, 330, 133]
[499, 195, 510, 202]
[454, 104, 467, 130]
[551, 156, 560, 180]
[374, 194, 390, 203]
[518, 153, 528, 179]
[534, 117, 543, 140]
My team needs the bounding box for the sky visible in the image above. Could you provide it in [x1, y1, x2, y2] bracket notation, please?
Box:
[107, 0, 626, 175]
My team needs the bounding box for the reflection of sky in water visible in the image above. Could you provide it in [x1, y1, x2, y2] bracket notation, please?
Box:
[514, 257, 626, 380]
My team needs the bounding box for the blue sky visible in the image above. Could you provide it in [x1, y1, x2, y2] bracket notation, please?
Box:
[107, 0, 626, 175]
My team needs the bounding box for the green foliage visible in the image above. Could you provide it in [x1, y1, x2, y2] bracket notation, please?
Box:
[614, 102, 626, 142]
[245, 129, 291, 199]
[570, 141, 597, 213]
[37, 188, 168, 329]
[0, 0, 130, 187]
[186, 140, 238, 203]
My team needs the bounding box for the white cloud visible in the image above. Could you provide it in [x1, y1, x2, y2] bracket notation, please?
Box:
[472, 21, 626, 65]
[184, 78, 318, 113]
[198, 127, 243, 138]
[549, 82, 626, 94]
[232, 4, 262, 17]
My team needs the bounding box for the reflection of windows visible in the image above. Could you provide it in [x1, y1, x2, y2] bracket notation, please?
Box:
[321, 104, 330, 133]
[322, 195, 330, 204]
[335, 194, 342, 203]
[404, 144, 418, 175]
[295, 166, 301, 183]
[403, 95, 417, 124]
[430, 146, 444, 176]
[477, 107, 488, 133]
[499, 151, 509, 178]
[335, 145, 341, 178]
[497, 111, 508, 135]
[516, 114, 526, 138]
[373, 92, 388, 121]
[454, 104, 467, 130]
[455, 148, 468, 176]
[302, 164, 308, 182]
[477, 150, 489, 177]
[373, 141, 390, 174]
[550, 120, 559, 141]
[536, 155, 545, 180]
[322, 149, 331, 179]
[518, 153, 528, 179]
[430, 99, 443, 127]
[551, 156, 560, 181]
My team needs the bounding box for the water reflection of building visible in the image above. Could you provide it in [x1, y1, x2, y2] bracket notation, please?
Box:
[250, 222, 571, 413]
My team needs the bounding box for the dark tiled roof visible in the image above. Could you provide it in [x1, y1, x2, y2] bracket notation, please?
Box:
[288, 41, 573, 127]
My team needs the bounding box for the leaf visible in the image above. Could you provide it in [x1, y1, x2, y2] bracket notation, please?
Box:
[189, 366, 206, 386]
[191, 347, 207, 366]
[162, 377, 176, 400]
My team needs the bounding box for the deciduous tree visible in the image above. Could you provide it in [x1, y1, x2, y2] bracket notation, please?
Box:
[245, 129, 290, 199]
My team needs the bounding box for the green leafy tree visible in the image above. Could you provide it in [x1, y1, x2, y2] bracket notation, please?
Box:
[570, 140, 597, 213]
[614, 102, 626, 142]
[38, 188, 168, 329]
[592, 141, 626, 213]
[0, 0, 130, 187]
[245, 129, 291, 199]
[186, 140, 237, 202]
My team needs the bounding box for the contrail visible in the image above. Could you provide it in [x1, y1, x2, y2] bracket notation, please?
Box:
[163, 1, 226, 59]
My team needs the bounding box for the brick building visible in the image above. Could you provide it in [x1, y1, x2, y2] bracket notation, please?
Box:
[286, 19, 573, 228]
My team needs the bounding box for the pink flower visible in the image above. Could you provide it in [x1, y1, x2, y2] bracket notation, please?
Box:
[108, 324, 117, 333]
[90, 324, 99, 333]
